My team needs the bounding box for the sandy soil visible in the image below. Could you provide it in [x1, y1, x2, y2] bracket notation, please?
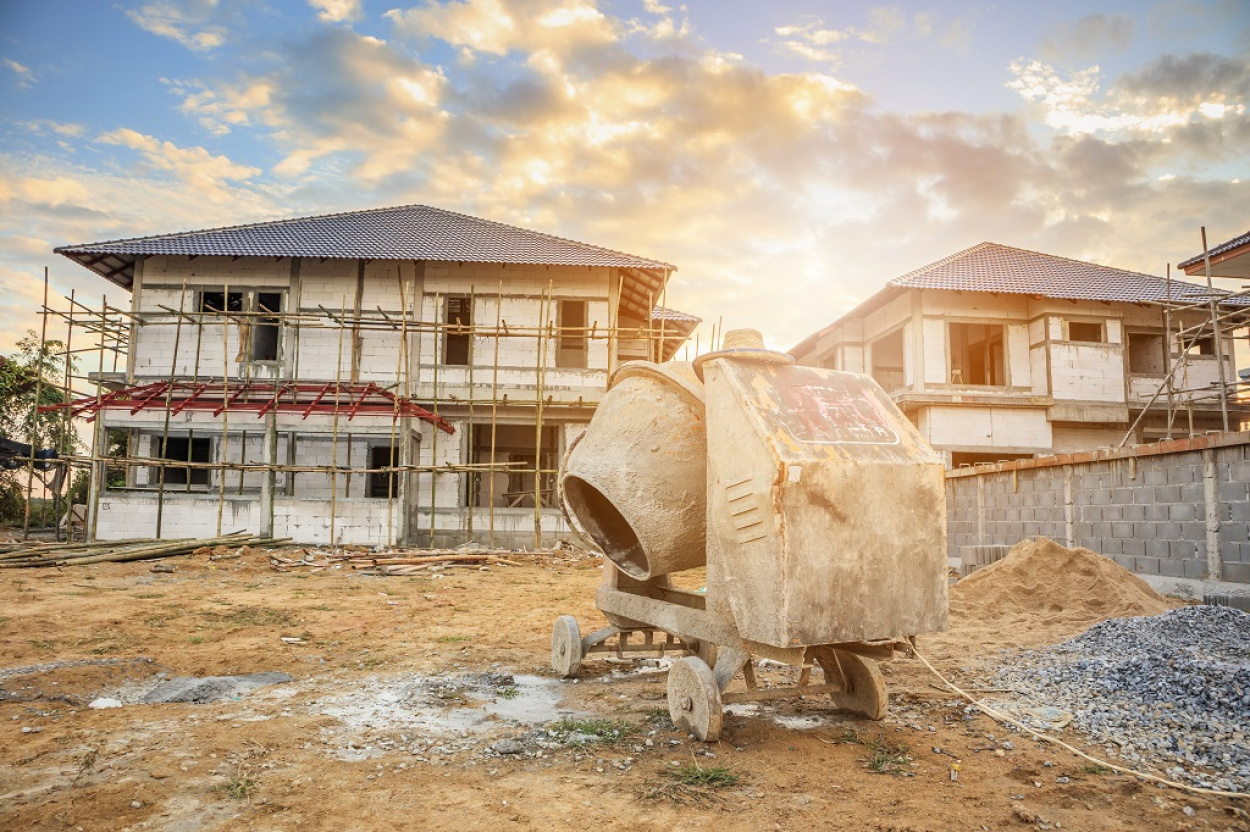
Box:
[0, 541, 1244, 832]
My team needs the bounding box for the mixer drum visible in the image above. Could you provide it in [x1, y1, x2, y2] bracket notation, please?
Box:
[561, 361, 706, 580]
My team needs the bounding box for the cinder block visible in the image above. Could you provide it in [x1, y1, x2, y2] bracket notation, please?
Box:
[1092, 522, 1112, 538]
[1112, 522, 1134, 538]
[1102, 537, 1123, 555]
[1155, 485, 1182, 503]
[1180, 484, 1205, 504]
[1103, 505, 1124, 522]
[1219, 481, 1250, 503]
[1112, 554, 1134, 570]
[1170, 539, 1198, 559]
[1158, 558, 1185, 578]
[1146, 537, 1170, 558]
[1220, 562, 1250, 584]
[1181, 523, 1206, 542]
[1158, 521, 1183, 538]
[1134, 557, 1161, 575]
[1166, 466, 1195, 485]
[1147, 503, 1170, 522]
[1123, 504, 1146, 522]
[1122, 537, 1145, 557]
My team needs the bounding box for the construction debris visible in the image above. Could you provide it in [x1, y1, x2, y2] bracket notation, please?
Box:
[268, 547, 565, 574]
[0, 533, 287, 569]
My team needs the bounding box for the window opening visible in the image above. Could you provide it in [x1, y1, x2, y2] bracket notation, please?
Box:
[467, 424, 558, 508]
[869, 329, 905, 392]
[1067, 321, 1104, 343]
[1187, 336, 1215, 356]
[367, 445, 398, 498]
[252, 292, 282, 361]
[556, 299, 588, 369]
[200, 291, 243, 313]
[157, 436, 211, 487]
[1127, 333, 1165, 374]
[444, 296, 471, 365]
[949, 323, 1005, 386]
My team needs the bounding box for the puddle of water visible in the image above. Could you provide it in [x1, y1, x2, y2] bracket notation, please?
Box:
[318, 672, 582, 743]
[724, 703, 760, 717]
[476, 674, 569, 725]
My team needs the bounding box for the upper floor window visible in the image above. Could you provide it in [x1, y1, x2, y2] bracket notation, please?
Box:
[1127, 332, 1165, 374]
[1066, 321, 1105, 343]
[870, 328, 905, 392]
[1186, 336, 1216, 357]
[198, 289, 283, 362]
[556, 299, 588, 369]
[949, 323, 1005, 386]
[444, 296, 471, 365]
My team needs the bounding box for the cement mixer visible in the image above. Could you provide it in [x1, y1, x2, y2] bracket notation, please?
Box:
[552, 330, 948, 741]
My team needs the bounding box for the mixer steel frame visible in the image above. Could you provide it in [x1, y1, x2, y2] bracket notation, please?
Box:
[552, 563, 907, 742]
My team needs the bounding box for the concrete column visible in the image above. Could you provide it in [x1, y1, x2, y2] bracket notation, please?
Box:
[1202, 449, 1221, 580]
[260, 412, 277, 538]
[976, 476, 986, 545]
[1063, 466, 1075, 548]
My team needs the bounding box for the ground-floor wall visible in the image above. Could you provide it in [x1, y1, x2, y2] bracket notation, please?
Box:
[89, 408, 591, 549]
[945, 432, 1250, 583]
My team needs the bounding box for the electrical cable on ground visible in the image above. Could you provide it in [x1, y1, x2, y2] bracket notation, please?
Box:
[909, 645, 1248, 801]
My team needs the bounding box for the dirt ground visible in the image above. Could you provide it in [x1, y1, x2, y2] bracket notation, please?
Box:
[1, 544, 1246, 832]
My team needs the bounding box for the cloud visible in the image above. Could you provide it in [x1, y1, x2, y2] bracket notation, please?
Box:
[22, 120, 86, 138]
[125, 0, 230, 51]
[4, 58, 35, 89]
[308, 0, 362, 23]
[97, 129, 262, 201]
[1038, 13, 1135, 63]
[1006, 57, 1248, 155]
[385, 0, 618, 58]
[773, 8, 970, 64]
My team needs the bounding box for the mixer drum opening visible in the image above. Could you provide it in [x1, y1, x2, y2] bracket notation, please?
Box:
[562, 474, 649, 579]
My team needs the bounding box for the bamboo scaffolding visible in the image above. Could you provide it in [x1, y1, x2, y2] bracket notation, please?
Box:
[12, 264, 702, 554]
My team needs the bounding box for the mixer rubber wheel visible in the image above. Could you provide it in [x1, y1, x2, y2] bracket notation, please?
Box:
[815, 648, 888, 720]
[682, 637, 719, 669]
[667, 656, 723, 742]
[551, 615, 583, 679]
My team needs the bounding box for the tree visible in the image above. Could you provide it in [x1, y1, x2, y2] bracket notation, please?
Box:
[0, 330, 78, 524]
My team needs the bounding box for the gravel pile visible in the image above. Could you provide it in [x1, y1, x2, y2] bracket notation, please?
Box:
[993, 604, 1250, 793]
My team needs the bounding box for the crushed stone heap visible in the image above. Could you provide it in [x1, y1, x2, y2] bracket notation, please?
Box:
[994, 604, 1250, 793]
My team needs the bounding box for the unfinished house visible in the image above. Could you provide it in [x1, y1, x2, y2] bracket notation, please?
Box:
[790, 243, 1250, 467]
[54, 205, 697, 547]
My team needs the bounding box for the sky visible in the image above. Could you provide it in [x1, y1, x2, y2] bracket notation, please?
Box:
[1, 0, 1248, 358]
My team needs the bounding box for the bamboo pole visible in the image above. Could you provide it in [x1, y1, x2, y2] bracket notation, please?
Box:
[88, 294, 108, 542]
[22, 268, 51, 538]
[429, 290, 441, 547]
[533, 281, 552, 549]
[154, 283, 188, 538]
[330, 296, 346, 548]
[215, 282, 232, 537]
[489, 281, 502, 548]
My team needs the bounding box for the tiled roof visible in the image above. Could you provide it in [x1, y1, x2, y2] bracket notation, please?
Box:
[652, 306, 702, 323]
[56, 204, 674, 290]
[889, 242, 1243, 305]
[790, 241, 1250, 358]
[1177, 229, 1250, 270]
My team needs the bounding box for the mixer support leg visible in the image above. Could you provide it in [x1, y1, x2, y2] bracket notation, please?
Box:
[712, 646, 749, 692]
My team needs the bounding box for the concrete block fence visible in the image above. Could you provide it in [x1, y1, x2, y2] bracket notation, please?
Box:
[945, 431, 1250, 584]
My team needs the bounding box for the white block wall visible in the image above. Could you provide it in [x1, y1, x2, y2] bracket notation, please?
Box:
[920, 405, 1051, 451]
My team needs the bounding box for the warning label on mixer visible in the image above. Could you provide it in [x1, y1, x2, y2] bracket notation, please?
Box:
[770, 368, 900, 446]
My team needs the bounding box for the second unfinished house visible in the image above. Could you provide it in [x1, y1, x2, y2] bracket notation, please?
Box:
[55, 205, 698, 548]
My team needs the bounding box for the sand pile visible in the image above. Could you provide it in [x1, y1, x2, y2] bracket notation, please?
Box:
[932, 537, 1180, 654]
